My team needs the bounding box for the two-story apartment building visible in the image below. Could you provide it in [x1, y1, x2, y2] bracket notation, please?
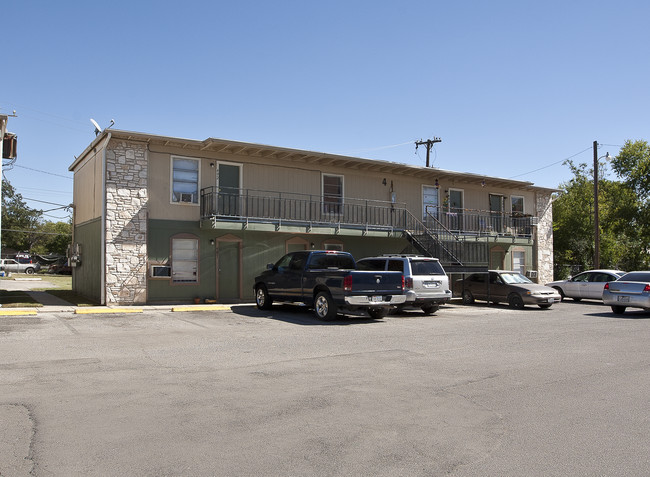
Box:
[69, 129, 556, 305]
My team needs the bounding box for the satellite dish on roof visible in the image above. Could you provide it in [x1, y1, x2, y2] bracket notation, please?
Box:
[90, 118, 102, 136]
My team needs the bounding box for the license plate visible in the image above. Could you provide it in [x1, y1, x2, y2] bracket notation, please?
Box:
[618, 296, 630, 302]
[423, 281, 440, 288]
[369, 296, 382, 303]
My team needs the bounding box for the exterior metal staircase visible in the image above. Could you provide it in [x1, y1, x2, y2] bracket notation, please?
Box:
[403, 210, 489, 273]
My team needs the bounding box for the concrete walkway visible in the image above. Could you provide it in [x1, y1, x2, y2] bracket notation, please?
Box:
[24, 290, 73, 306]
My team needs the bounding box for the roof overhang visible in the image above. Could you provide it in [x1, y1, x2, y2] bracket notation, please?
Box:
[70, 129, 559, 193]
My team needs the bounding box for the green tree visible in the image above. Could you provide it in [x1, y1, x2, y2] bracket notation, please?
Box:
[2, 179, 71, 255]
[34, 220, 72, 255]
[552, 157, 645, 279]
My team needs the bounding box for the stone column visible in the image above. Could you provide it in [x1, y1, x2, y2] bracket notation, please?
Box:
[535, 192, 554, 284]
[104, 139, 148, 305]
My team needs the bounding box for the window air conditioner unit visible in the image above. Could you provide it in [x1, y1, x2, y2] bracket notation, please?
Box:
[530, 216, 539, 226]
[526, 270, 538, 279]
[150, 265, 171, 277]
[180, 193, 194, 203]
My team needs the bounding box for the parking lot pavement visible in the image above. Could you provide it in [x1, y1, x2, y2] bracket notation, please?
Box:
[1, 301, 649, 476]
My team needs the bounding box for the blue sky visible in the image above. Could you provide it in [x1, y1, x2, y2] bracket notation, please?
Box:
[2, 0, 649, 221]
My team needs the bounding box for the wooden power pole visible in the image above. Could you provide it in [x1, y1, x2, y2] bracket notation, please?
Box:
[415, 137, 442, 167]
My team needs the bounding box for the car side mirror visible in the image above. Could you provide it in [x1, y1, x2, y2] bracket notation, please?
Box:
[266, 263, 274, 270]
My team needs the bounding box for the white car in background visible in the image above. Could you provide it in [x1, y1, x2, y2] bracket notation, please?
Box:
[546, 269, 625, 301]
[0, 258, 42, 275]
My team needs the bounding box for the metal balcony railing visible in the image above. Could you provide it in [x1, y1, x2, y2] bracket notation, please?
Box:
[200, 187, 408, 231]
[200, 187, 536, 238]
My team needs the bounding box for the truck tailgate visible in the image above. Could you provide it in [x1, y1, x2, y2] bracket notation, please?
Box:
[348, 271, 403, 294]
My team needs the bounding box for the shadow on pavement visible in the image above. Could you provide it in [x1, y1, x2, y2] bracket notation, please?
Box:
[231, 304, 384, 326]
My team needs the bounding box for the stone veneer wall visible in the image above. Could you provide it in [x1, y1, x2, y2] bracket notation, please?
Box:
[535, 192, 554, 284]
[104, 139, 148, 305]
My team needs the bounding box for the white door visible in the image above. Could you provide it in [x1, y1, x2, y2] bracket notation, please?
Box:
[422, 186, 439, 221]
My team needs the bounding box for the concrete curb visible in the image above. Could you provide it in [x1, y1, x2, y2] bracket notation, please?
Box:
[74, 307, 144, 315]
[0, 303, 254, 317]
[0, 308, 38, 316]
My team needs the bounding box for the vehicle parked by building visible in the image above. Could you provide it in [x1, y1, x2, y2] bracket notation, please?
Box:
[0, 258, 41, 274]
[356, 254, 451, 315]
[254, 250, 406, 320]
[457, 270, 561, 309]
[546, 269, 625, 301]
[602, 271, 650, 314]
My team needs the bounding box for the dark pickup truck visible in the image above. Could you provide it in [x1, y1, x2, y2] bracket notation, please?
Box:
[254, 250, 406, 320]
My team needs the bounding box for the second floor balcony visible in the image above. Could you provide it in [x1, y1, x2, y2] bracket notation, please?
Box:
[200, 187, 537, 239]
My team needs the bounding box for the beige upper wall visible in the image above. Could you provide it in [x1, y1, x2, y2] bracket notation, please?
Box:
[73, 144, 104, 224]
[72, 133, 546, 223]
[144, 144, 539, 220]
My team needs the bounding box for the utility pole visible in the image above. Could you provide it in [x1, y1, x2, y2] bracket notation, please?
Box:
[0, 111, 17, 262]
[1, 114, 7, 262]
[415, 137, 442, 168]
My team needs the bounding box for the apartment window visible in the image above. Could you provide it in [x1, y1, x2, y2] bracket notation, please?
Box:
[511, 196, 524, 216]
[322, 174, 343, 214]
[171, 157, 199, 204]
[172, 237, 199, 283]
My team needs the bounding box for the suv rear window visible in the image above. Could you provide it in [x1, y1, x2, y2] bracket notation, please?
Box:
[411, 260, 444, 275]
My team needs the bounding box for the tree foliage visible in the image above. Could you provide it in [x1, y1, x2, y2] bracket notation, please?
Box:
[1, 179, 71, 256]
[553, 140, 650, 279]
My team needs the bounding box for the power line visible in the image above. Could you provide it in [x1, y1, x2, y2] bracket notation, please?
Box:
[508, 146, 592, 179]
[1, 228, 71, 236]
[13, 164, 73, 179]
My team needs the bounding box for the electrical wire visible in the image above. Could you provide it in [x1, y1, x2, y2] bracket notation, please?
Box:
[508, 146, 593, 179]
[13, 164, 73, 179]
[0, 228, 71, 236]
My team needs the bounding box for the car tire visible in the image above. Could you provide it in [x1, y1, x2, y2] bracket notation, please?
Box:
[538, 304, 552, 309]
[462, 290, 474, 305]
[508, 293, 525, 309]
[255, 285, 273, 310]
[553, 287, 565, 301]
[368, 307, 388, 320]
[611, 305, 626, 314]
[572, 297, 582, 302]
[25, 267, 35, 275]
[421, 304, 439, 315]
[314, 291, 337, 321]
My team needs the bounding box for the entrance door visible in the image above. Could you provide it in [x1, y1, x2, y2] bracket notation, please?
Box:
[490, 250, 505, 270]
[422, 185, 439, 222]
[217, 162, 241, 216]
[448, 189, 464, 231]
[489, 194, 504, 233]
[217, 238, 241, 302]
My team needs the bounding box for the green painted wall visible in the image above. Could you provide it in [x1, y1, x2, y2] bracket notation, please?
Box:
[72, 218, 102, 303]
[147, 219, 409, 303]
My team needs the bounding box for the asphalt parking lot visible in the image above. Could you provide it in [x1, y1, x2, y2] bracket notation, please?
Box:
[1, 300, 649, 476]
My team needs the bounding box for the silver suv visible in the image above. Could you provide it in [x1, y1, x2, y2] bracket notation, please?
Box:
[357, 254, 451, 314]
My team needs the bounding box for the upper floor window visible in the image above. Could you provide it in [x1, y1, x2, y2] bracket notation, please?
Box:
[171, 157, 199, 204]
[511, 196, 524, 216]
[322, 174, 343, 214]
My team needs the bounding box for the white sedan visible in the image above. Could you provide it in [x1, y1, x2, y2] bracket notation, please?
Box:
[546, 269, 625, 301]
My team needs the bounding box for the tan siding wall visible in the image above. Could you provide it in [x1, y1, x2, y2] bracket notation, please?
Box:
[73, 147, 103, 224]
[145, 145, 539, 220]
[148, 151, 202, 221]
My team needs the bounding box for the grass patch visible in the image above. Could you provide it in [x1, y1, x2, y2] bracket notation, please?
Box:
[0, 290, 41, 307]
